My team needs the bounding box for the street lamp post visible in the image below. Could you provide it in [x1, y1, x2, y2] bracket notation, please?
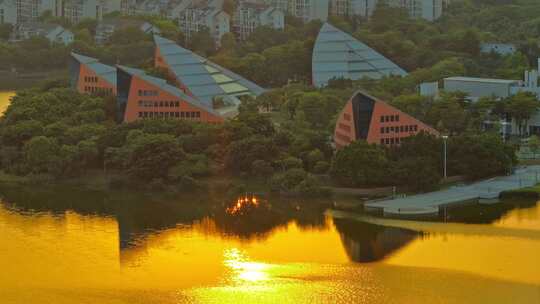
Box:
[501, 120, 510, 143]
[442, 135, 449, 180]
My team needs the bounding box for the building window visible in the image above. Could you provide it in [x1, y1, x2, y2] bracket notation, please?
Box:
[380, 127, 385, 134]
[390, 115, 395, 122]
[396, 115, 400, 122]
[380, 116, 384, 123]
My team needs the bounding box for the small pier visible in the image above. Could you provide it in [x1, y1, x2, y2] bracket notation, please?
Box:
[365, 166, 540, 219]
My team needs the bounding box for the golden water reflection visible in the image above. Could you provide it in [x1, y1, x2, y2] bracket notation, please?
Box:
[0, 91, 15, 116]
[0, 198, 539, 303]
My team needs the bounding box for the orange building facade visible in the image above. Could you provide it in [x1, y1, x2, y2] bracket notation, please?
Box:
[117, 66, 224, 124]
[334, 91, 439, 149]
[70, 53, 116, 96]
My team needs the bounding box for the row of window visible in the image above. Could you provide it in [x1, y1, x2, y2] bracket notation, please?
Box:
[138, 111, 202, 119]
[84, 76, 99, 83]
[380, 115, 400, 123]
[381, 137, 402, 145]
[380, 125, 418, 134]
[138, 100, 180, 108]
[138, 90, 158, 97]
[84, 86, 113, 95]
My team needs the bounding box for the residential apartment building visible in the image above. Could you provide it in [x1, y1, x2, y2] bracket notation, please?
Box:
[289, 0, 328, 22]
[0, 0, 61, 24]
[332, 0, 377, 18]
[232, 1, 284, 41]
[330, 0, 443, 21]
[0, 0, 17, 24]
[10, 22, 74, 44]
[387, 0, 443, 21]
[178, 0, 230, 46]
[62, 0, 121, 24]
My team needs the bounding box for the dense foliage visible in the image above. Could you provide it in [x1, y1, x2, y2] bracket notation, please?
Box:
[0, 88, 336, 195]
[331, 132, 516, 192]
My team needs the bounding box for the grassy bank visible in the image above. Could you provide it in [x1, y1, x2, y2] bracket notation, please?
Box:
[0, 69, 68, 90]
[501, 184, 540, 200]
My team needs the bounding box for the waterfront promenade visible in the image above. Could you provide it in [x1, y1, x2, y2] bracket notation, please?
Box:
[365, 165, 540, 218]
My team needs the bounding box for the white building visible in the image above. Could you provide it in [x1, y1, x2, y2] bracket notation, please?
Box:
[0, 0, 62, 24]
[480, 43, 517, 56]
[0, 0, 17, 24]
[384, 0, 443, 21]
[62, 0, 121, 24]
[233, 2, 284, 40]
[443, 77, 520, 100]
[331, 0, 377, 18]
[264, 0, 288, 12]
[11, 22, 74, 44]
[330, 0, 443, 21]
[263, 0, 329, 22]
[178, 0, 230, 46]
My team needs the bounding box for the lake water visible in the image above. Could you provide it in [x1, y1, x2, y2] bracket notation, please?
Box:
[0, 91, 14, 116]
[0, 186, 538, 304]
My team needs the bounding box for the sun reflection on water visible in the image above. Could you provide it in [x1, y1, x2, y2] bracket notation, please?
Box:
[224, 248, 270, 283]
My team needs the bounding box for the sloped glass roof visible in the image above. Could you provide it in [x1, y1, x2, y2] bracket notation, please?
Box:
[312, 23, 408, 88]
[153, 35, 265, 107]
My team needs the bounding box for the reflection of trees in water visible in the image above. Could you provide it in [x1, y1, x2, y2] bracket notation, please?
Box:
[0, 185, 212, 249]
[0, 186, 331, 247]
[209, 197, 331, 240]
[333, 218, 422, 263]
[446, 200, 538, 224]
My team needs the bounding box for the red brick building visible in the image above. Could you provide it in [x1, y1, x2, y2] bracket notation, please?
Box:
[334, 91, 439, 149]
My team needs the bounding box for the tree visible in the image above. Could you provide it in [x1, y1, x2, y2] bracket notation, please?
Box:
[126, 133, 185, 180]
[107, 26, 150, 45]
[448, 134, 515, 179]
[506, 92, 539, 137]
[0, 24, 13, 41]
[225, 136, 279, 173]
[331, 141, 389, 187]
[190, 28, 215, 57]
[528, 135, 540, 155]
[219, 32, 237, 54]
[251, 160, 274, 178]
[24, 136, 59, 174]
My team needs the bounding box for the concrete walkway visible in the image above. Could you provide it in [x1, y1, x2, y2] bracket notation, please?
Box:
[365, 165, 540, 218]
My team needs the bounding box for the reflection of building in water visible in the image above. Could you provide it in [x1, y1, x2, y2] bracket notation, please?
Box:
[333, 218, 421, 262]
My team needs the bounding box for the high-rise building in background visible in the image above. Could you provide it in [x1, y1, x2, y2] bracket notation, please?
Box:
[232, 1, 284, 41]
[62, 0, 121, 24]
